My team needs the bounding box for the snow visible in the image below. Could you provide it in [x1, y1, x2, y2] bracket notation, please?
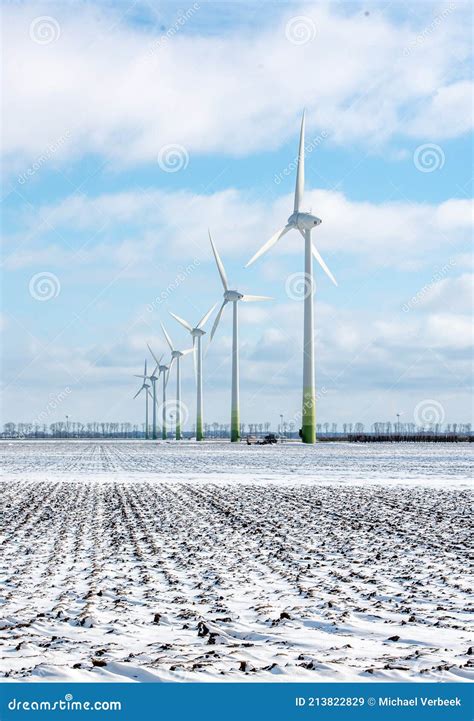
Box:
[0, 440, 472, 683]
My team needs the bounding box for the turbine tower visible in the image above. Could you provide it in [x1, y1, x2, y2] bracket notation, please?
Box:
[133, 359, 152, 440]
[148, 344, 170, 440]
[160, 324, 193, 440]
[208, 230, 271, 442]
[245, 111, 337, 444]
[169, 304, 216, 441]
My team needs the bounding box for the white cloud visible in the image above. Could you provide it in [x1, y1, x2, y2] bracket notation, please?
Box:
[5, 187, 472, 272]
[2, 1, 472, 171]
[417, 273, 473, 313]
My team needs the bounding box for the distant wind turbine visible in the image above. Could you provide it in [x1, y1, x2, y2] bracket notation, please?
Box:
[133, 359, 152, 440]
[169, 304, 217, 441]
[148, 344, 170, 440]
[160, 324, 193, 440]
[245, 111, 337, 444]
[148, 354, 163, 440]
[208, 230, 272, 442]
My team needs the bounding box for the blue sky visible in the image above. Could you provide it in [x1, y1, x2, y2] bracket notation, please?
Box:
[1, 0, 472, 430]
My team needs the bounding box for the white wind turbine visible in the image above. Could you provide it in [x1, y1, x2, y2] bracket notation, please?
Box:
[160, 324, 193, 440]
[133, 359, 152, 440]
[148, 344, 171, 440]
[169, 304, 217, 441]
[208, 230, 272, 442]
[148, 354, 163, 440]
[245, 111, 337, 444]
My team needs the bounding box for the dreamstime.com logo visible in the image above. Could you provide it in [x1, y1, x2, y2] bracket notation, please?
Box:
[157, 144, 189, 172]
[285, 272, 314, 301]
[285, 15, 317, 45]
[402, 258, 456, 313]
[146, 259, 200, 311]
[29, 272, 61, 301]
[286, 386, 328, 430]
[32, 387, 72, 427]
[145, 3, 201, 57]
[7, 693, 121, 712]
[413, 143, 445, 172]
[274, 130, 329, 185]
[18, 131, 71, 185]
[29, 16, 61, 44]
[414, 399, 445, 427]
[157, 399, 190, 428]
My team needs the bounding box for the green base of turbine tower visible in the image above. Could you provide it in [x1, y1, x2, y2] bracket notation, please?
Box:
[230, 411, 240, 442]
[196, 417, 203, 441]
[302, 387, 315, 444]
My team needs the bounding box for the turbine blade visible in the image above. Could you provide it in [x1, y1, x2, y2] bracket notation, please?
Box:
[181, 348, 194, 356]
[134, 374, 146, 378]
[241, 294, 273, 302]
[312, 244, 338, 286]
[147, 343, 162, 366]
[152, 364, 159, 377]
[133, 386, 144, 399]
[161, 323, 174, 351]
[208, 230, 229, 290]
[169, 311, 193, 332]
[245, 225, 292, 268]
[144, 358, 147, 376]
[210, 300, 227, 341]
[294, 109, 305, 213]
[196, 302, 218, 330]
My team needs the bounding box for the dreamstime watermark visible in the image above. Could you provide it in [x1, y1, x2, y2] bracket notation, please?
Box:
[286, 386, 328, 430]
[32, 387, 72, 427]
[157, 399, 189, 428]
[274, 130, 329, 185]
[28, 272, 61, 301]
[285, 272, 314, 301]
[414, 399, 445, 427]
[8, 692, 121, 712]
[18, 131, 71, 185]
[403, 3, 456, 57]
[146, 3, 200, 57]
[146, 259, 200, 311]
[413, 143, 445, 172]
[402, 258, 456, 312]
[29, 16, 61, 45]
[157, 144, 189, 173]
[285, 15, 317, 45]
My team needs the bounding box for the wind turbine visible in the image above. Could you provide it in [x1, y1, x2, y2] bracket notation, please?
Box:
[160, 324, 193, 440]
[133, 359, 152, 440]
[148, 354, 163, 440]
[245, 111, 337, 444]
[148, 344, 170, 440]
[169, 304, 216, 441]
[208, 230, 272, 442]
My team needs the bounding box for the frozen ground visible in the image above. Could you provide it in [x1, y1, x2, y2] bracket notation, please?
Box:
[0, 441, 472, 683]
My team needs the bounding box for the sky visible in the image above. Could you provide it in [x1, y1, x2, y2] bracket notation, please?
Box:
[1, 0, 473, 431]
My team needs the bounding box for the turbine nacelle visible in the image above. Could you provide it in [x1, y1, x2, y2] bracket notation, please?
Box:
[224, 290, 244, 302]
[288, 211, 322, 230]
[191, 327, 206, 338]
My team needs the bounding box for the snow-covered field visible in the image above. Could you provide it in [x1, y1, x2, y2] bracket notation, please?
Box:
[0, 441, 472, 683]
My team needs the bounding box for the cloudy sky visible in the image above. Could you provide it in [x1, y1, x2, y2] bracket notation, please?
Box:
[1, 0, 472, 430]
